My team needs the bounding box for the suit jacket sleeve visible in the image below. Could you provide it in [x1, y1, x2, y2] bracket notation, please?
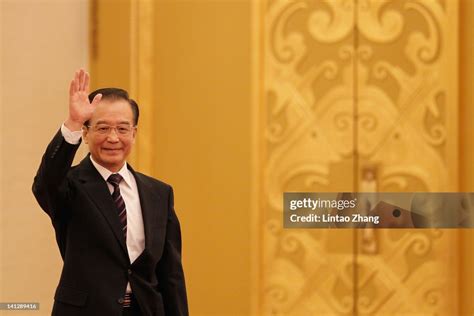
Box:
[32, 129, 81, 221]
[156, 186, 189, 316]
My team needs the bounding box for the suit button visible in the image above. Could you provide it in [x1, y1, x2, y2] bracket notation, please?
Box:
[117, 298, 124, 304]
[128, 269, 132, 275]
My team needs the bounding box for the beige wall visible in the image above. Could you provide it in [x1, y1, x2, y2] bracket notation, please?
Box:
[0, 0, 89, 315]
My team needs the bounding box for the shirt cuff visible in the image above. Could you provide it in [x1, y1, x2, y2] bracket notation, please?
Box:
[61, 123, 82, 145]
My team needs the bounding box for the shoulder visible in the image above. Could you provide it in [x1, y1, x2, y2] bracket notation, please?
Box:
[134, 171, 173, 193]
[66, 164, 81, 179]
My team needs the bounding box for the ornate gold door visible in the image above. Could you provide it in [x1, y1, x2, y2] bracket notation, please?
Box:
[261, 0, 357, 314]
[259, 0, 461, 315]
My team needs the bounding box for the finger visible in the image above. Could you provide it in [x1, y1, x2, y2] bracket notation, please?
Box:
[73, 71, 79, 92]
[69, 79, 75, 96]
[78, 69, 85, 91]
[91, 93, 102, 107]
[80, 69, 87, 90]
[84, 72, 90, 92]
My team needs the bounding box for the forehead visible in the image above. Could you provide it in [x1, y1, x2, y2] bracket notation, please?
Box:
[89, 99, 133, 124]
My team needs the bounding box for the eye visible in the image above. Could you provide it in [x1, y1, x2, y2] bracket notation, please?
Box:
[117, 127, 129, 134]
[97, 127, 109, 133]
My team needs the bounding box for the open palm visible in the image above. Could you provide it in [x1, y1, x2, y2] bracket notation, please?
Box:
[68, 69, 102, 125]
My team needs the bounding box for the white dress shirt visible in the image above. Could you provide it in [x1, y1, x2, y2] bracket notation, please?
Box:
[61, 124, 145, 293]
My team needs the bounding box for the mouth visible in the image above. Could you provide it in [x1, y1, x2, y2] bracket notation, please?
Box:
[102, 148, 122, 153]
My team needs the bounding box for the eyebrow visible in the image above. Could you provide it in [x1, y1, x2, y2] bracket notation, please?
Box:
[94, 120, 133, 125]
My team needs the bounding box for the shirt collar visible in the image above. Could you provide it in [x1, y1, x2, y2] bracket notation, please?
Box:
[89, 156, 132, 187]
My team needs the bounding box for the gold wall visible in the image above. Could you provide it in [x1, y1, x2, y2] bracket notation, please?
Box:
[91, 0, 253, 315]
[90, 0, 473, 316]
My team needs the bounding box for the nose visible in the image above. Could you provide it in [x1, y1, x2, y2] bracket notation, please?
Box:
[106, 128, 120, 142]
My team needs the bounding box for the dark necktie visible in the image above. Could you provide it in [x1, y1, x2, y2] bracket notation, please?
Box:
[107, 174, 127, 240]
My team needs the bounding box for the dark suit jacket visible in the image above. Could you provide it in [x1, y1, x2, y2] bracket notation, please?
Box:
[32, 130, 188, 316]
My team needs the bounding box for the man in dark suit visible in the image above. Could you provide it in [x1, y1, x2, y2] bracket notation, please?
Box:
[32, 69, 188, 316]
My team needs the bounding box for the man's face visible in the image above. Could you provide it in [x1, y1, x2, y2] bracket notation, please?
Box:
[83, 98, 136, 172]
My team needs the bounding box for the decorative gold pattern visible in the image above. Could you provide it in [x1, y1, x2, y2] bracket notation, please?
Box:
[262, 1, 356, 314]
[260, 0, 459, 315]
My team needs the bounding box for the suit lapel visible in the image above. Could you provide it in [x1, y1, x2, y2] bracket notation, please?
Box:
[77, 156, 165, 259]
[77, 156, 129, 256]
[128, 166, 163, 254]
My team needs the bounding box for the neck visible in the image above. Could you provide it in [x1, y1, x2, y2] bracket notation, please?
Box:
[89, 155, 126, 173]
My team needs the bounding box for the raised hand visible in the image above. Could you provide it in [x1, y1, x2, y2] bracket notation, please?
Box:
[65, 69, 102, 131]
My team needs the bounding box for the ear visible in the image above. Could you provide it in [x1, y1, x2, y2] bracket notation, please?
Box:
[82, 126, 89, 144]
[131, 127, 137, 144]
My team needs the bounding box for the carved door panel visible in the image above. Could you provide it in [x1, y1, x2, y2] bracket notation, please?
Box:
[262, 1, 357, 315]
[355, 1, 459, 315]
[260, 0, 460, 315]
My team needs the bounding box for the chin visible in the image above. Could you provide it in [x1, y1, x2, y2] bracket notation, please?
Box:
[101, 150, 124, 159]
[99, 156, 123, 167]
[104, 157, 123, 164]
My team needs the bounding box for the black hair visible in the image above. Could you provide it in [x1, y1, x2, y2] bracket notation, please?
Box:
[86, 88, 139, 126]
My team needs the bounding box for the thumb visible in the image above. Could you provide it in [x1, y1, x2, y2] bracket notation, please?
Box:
[91, 93, 102, 107]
